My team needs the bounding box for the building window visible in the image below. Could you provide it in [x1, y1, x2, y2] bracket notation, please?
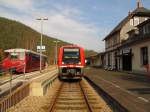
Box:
[143, 24, 150, 34]
[134, 17, 139, 26]
[148, 24, 150, 33]
[113, 36, 117, 45]
[130, 19, 133, 26]
[141, 47, 148, 65]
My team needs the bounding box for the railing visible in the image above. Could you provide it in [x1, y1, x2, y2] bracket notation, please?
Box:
[0, 63, 27, 112]
[0, 82, 30, 112]
[0, 64, 57, 111]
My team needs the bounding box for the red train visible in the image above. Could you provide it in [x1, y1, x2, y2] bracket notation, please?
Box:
[2, 49, 47, 73]
[58, 45, 85, 79]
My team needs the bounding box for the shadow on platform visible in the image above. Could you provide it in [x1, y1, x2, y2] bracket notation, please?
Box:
[128, 87, 150, 94]
[120, 73, 150, 84]
[60, 78, 82, 83]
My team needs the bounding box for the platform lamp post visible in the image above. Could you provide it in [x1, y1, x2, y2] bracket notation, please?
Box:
[53, 40, 60, 64]
[36, 17, 48, 73]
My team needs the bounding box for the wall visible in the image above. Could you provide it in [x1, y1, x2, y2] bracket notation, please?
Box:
[120, 16, 148, 42]
[131, 40, 150, 73]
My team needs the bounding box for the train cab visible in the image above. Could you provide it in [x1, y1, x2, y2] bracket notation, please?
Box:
[58, 45, 85, 79]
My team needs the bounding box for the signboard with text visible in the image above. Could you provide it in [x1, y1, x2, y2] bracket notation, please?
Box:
[37, 45, 46, 52]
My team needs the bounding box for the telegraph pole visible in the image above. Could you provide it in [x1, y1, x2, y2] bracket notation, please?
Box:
[36, 17, 48, 72]
[53, 40, 60, 64]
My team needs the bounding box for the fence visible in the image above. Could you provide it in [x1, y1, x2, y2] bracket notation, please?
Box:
[0, 82, 30, 112]
[0, 63, 28, 112]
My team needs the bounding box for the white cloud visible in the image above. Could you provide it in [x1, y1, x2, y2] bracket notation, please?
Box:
[0, 0, 105, 52]
[0, 0, 33, 11]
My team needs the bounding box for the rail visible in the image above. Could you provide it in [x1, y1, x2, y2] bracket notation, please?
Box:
[79, 81, 93, 112]
[48, 82, 64, 112]
[48, 80, 107, 112]
[0, 64, 57, 86]
[0, 82, 30, 112]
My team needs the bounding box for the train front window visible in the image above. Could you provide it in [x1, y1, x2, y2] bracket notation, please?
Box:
[63, 48, 80, 64]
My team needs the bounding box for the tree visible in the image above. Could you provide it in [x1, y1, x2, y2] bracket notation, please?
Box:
[0, 49, 3, 63]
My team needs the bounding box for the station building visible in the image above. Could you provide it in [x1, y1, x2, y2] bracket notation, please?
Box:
[120, 19, 150, 74]
[86, 52, 105, 67]
[103, 2, 150, 74]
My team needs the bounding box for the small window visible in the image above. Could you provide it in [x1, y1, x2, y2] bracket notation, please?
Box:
[134, 17, 139, 26]
[148, 24, 150, 33]
[141, 47, 148, 65]
[19, 52, 25, 60]
[143, 24, 150, 34]
[143, 26, 146, 34]
[130, 19, 133, 26]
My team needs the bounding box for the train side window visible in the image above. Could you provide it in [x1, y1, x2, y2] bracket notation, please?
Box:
[32, 55, 40, 61]
[10, 52, 18, 60]
[19, 52, 25, 60]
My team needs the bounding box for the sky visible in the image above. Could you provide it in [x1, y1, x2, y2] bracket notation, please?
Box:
[0, 0, 150, 52]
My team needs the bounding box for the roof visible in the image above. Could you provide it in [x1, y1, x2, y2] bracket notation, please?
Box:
[60, 45, 83, 49]
[103, 7, 150, 41]
[5, 48, 30, 53]
[86, 52, 105, 58]
[137, 18, 150, 27]
[4, 48, 47, 57]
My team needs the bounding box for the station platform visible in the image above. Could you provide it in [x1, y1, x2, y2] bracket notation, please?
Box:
[5, 67, 59, 112]
[85, 67, 150, 112]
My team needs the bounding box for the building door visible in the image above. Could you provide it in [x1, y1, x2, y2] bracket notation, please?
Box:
[122, 55, 132, 71]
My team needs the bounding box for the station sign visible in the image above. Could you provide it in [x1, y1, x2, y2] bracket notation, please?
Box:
[37, 45, 46, 52]
[122, 48, 131, 54]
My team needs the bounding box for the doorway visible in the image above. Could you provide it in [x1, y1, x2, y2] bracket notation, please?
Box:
[122, 55, 132, 71]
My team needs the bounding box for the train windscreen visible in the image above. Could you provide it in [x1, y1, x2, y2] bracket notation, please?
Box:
[63, 48, 80, 64]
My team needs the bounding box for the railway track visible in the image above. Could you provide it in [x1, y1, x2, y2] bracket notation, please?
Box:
[0, 67, 56, 86]
[48, 79, 112, 112]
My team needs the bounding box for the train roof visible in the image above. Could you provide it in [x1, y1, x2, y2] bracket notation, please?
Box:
[4, 48, 47, 57]
[60, 45, 83, 49]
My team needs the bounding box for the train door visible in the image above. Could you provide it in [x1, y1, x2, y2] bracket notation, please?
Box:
[25, 52, 32, 72]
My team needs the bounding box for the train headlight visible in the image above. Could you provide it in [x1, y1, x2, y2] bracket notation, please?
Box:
[62, 62, 64, 64]
[78, 62, 81, 64]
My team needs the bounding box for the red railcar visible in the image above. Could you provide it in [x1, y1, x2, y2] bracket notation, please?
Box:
[2, 49, 47, 73]
[58, 45, 85, 79]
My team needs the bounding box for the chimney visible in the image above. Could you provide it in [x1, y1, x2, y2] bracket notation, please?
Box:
[137, 0, 143, 8]
[128, 10, 131, 16]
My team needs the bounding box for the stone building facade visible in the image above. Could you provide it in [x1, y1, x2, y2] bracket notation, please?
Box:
[120, 19, 150, 73]
[103, 2, 150, 73]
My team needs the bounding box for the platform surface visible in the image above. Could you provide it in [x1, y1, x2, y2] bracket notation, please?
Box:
[85, 67, 150, 112]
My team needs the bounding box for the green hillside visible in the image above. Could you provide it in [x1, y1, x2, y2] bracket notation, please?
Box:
[0, 17, 97, 64]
